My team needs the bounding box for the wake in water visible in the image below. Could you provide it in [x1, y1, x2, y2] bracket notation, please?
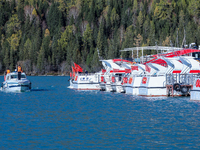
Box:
[30, 88, 49, 92]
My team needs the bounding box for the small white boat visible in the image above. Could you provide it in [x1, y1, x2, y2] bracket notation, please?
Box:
[69, 63, 101, 90]
[1, 72, 31, 92]
[69, 73, 101, 90]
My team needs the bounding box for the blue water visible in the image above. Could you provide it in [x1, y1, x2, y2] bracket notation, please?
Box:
[0, 76, 200, 149]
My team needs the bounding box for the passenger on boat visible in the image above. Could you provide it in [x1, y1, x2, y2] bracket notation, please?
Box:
[6, 69, 10, 74]
[4, 69, 10, 80]
[17, 65, 23, 80]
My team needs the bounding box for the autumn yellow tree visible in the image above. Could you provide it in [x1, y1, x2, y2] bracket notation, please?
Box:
[44, 29, 50, 37]
[154, 0, 173, 20]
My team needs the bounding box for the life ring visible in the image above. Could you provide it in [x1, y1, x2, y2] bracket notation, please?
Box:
[123, 77, 128, 84]
[180, 86, 189, 94]
[101, 76, 104, 82]
[129, 77, 133, 84]
[196, 79, 200, 87]
[111, 76, 115, 83]
[142, 77, 147, 84]
[173, 83, 181, 91]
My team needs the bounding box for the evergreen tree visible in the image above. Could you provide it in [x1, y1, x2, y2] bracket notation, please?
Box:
[3, 46, 10, 69]
[107, 39, 115, 59]
[17, 0, 24, 23]
[97, 21, 105, 59]
[133, 0, 138, 14]
[91, 49, 101, 72]
[110, 8, 119, 27]
[188, 0, 200, 21]
[83, 24, 93, 65]
[137, 11, 143, 33]
[149, 21, 156, 46]
[37, 46, 45, 73]
[58, 25, 74, 65]
[32, 26, 42, 65]
[23, 38, 32, 60]
[47, 2, 62, 37]
[88, 0, 95, 24]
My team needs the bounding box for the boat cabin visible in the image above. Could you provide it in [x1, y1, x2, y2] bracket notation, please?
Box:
[5, 72, 26, 81]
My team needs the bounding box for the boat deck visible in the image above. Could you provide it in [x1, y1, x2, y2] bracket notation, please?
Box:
[166, 74, 199, 96]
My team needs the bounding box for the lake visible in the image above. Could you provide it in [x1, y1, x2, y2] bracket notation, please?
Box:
[0, 76, 200, 149]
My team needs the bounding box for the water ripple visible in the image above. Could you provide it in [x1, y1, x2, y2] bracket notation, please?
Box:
[0, 76, 200, 149]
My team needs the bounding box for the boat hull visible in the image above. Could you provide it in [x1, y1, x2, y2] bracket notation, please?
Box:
[125, 76, 167, 96]
[2, 82, 31, 92]
[69, 77, 100, 90]
[111, 83, 125, 93]
[99, 83, 106, 91]
[105, 83, 113, 92]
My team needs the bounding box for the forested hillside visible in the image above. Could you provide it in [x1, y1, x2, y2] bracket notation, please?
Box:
[0, 0, 200, 75]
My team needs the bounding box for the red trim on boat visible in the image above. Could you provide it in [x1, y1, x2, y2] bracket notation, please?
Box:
[189, 70, 200, 73]
[144, 49, 200, 65]
[172, 70, 181, 73]
[112, 59, 132, 63]
[110, 70, 126, 73]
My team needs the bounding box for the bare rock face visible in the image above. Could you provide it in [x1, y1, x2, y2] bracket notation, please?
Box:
[24, 5, 40, 24]
[24, 5, 34, 21]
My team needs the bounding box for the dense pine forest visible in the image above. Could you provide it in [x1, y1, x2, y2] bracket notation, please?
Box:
[0, 0, 200, 75]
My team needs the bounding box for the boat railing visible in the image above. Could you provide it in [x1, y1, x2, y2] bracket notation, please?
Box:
[77, 73, 97, 76]
[130, 74, 165, 78]
[166, 74, 200, 85]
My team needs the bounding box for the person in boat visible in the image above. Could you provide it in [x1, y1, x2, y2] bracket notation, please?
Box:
[6, 69, 10, 74]
[4, 69, 10, 80]
[17, 65, 23, 80]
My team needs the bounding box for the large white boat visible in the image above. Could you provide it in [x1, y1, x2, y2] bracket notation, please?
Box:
[1, 72, 31, 92]
[120, 48, 200, 97]
[124, 62, 167, 96]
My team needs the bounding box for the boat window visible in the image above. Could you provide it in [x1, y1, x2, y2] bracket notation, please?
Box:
[10, 75, 26, 79]
[21, 75, 26, 78]
[11, 75, 18, 79]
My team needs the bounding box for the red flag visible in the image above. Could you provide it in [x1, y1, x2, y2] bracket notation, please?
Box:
[131, 66, 138, 71]
[70, 72, 72, 77]
[72, 66, 76, 77]
[145, 64, 151, 73]
[74, 63, 83, 72]
[72, 66, 76, 72]
[73, 73, 75, 77]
